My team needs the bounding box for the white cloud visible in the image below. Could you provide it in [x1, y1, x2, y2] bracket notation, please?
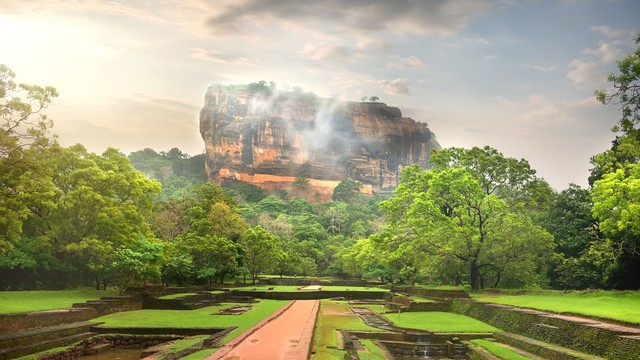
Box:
[566, 58, 604, 88]
[583, 42, 623, 64]
[300, 44, 351, 64]
[590, 25, 626, 38]
[355, 39, 394, 54]
[464, 37, 491, 45]
[521, 93, 572, 125]
[379, 78, 411, 96]
[494, 95, 518, 107]
[191, 48, 257, 66]
[388, 55, 425, 68]
[524, 64, 558, 72]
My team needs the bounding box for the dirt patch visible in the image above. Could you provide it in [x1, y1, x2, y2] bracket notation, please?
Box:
[215, 306, 252, 315]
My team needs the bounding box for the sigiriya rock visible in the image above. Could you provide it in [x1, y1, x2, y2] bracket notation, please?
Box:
[199, 83, 441, 201]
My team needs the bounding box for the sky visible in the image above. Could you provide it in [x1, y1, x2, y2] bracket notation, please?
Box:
[1, 0, 638, 190]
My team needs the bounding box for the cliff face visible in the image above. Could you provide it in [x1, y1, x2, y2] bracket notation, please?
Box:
[199, 84, 440, 201]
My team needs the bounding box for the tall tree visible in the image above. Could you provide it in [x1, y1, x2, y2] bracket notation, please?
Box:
[0, 65, 57, 255]
[242, 226, 282, 285]
[591, 34, 640, 288]
[382, 165, 554, 289]
[21, 144, 161, 287]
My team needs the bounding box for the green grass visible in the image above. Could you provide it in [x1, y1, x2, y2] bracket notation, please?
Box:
[471, 290, 640, 324]
[229, 285, 387, 292]
[166, 335, 209, 352]
[357, 339, 387, 360]
[177, 348, 217, 360]
[94, 300, 289, 350]
[381, 311, 500, 333]
[158, 291, 224, 300]
[313, 300, 384, 360]
[0, 288, 118, 314]
[93, 300, 287, 330]
[471, 339, 532, 360]
[408, 295, 435, 302]
[414, 284, 468, 290]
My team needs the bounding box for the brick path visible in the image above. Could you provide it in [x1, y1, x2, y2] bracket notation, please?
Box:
[207, 300, 320, 360]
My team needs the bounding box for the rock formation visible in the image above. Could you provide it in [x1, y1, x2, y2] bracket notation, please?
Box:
[199, 83, 440, 201]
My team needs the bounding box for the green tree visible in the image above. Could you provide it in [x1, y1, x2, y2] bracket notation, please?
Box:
[382, 166, 554, 289]
[595, 34, 640, 134]
[111, 235, 164, 292]
[0, 65, 57, 255]
[544, 185, 607, 289]
[171, 183, 245, 284]
[20, 145, 161, 288]
[332, 180, 363, 203]
[242, 226, 282, 284]
[591, 34, 640, 288]
[430, 146, 551, 211]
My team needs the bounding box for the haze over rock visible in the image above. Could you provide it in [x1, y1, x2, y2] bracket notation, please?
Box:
[199, 83, 441, 201]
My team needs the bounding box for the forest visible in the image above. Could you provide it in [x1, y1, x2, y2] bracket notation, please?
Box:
[1, 35, 638, 292]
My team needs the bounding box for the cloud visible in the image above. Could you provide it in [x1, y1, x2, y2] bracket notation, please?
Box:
[464, 37, 491, 45]
[524, 64, 557, 72]
[52, 93, 203, 155]
[566, 40, 625, 88]
[191, 48, 257, 65]
[494, 95, 518, 107]
[388, 55, 425, 68]
[379, 78, 411, 96]
[521, 93, 572, 125]
[203, 0, 490, 37]
[300, 44, 351, 64]
[355, 39, 394, 54]
[590, 25, 626, 38]
[583, 42, 623, 64]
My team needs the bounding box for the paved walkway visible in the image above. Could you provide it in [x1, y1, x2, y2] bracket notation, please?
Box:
[207, 300, 319, 360]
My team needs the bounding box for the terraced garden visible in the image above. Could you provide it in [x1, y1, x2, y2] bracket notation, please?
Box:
[1, 285, 639, 360]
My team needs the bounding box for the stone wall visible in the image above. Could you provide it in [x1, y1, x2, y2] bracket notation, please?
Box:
[0, 295, 143, 334]
[451, 299, 640, 360]
[391, 286, 470, 299]
[34, 335, 183, 360]
[379, 340, 466, 359]
[383, 292, 452, 312]
[0, 309, 97, 334]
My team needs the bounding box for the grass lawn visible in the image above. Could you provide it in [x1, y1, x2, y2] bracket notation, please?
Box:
[357, 339, 387, 360]
[313, 300, 384, 360]
[93, 299, 288, 345]
[381, 311, 501, 333]
[229, 285, 388, 292]
[471, 339, 532, 360]
[471, 290, 640, 324]
[158, 291, 225, 300]
[178, 348, 217, 360]
[414, 284, 468, 290]
[0, 288, 118, 314]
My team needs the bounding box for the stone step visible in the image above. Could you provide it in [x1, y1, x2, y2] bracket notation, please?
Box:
[496, 332, 606, 360]
[0, 331, 96, 360]
[0, 321, 97, 352]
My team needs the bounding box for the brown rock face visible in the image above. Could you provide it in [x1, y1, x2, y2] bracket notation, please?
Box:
[199, 84, 440, 201]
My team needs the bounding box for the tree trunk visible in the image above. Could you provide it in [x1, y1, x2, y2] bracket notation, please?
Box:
[470, 262, 480, 290]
